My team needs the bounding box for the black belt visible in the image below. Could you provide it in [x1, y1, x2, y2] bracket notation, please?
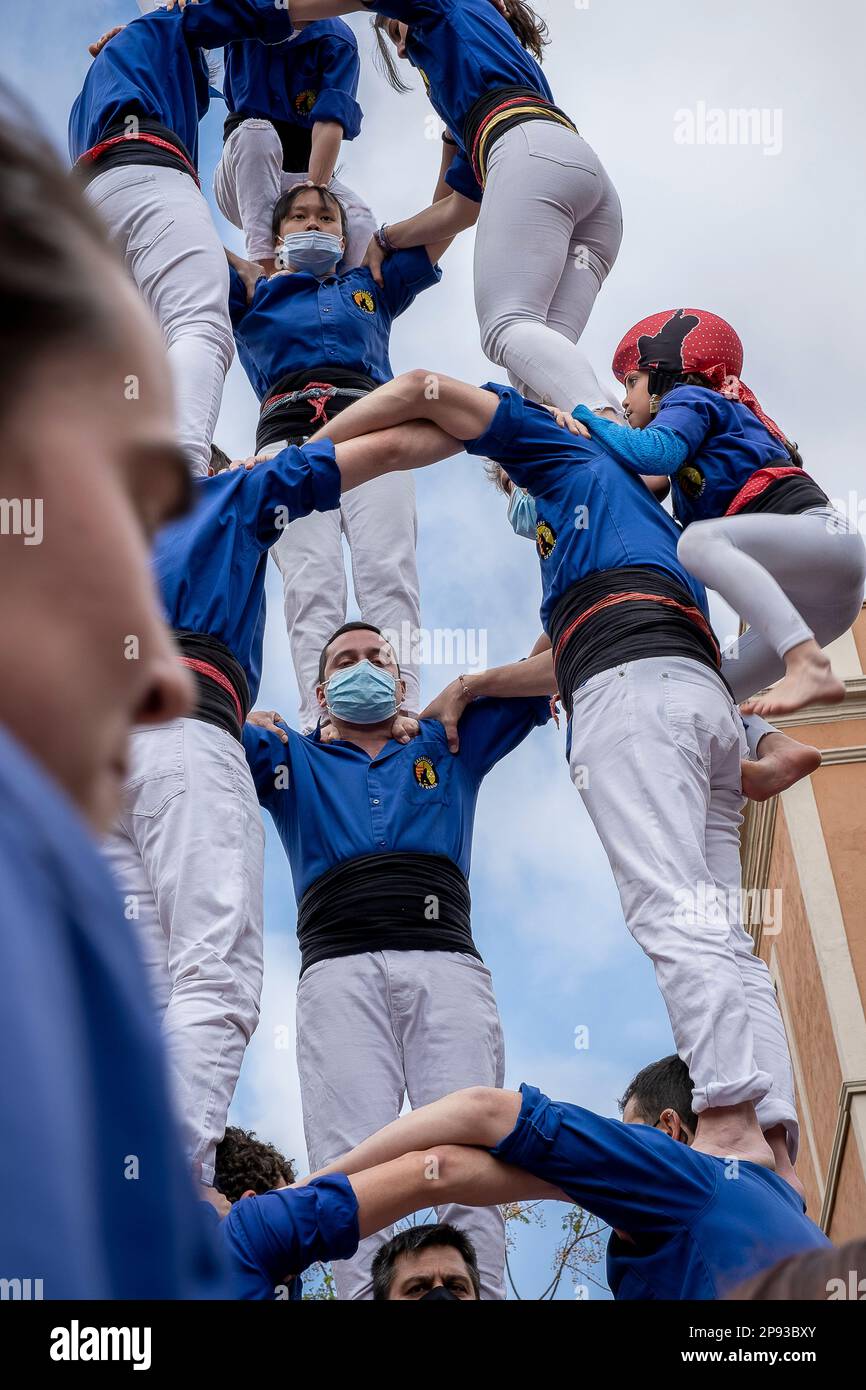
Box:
[175, 630, 250, 741]
[76, 117, 197, 185]
[256, 367, 376, 452]
[463, 84, 577, 188]
[224, 110, 312, 174]
[296, 852, 479, 977]
[549, 566, 726, 714]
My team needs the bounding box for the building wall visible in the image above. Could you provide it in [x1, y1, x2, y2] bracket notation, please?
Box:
[741, 607, 866, 1237]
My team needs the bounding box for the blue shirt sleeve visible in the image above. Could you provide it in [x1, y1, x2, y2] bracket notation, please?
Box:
[228, 266, 250, 329]
[464, 384, 588, 498]
[380, 246, 443, 318]
[241, 723, 288, 810]
[652, 386, 725, 461]
[456, 695, 551, 780]
[445, 149, 483, 203]
[491, 1084, 718, 1235]
[222, 1176, 360, 1299]
[361, 0, 442, 19]
[237, 440, 342, 549]
[311, 36, 363, 140]
[182, 0, 298, 48]
[572, 406, 689, 477]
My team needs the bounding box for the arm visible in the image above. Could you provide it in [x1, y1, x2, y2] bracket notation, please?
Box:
[572, 405, 689, 478]
[311, 369, 500, 449]
[307, 121, 344, 187]
[421, 654, 556, 754]
[226, 247, 265, 309]
[176, 0, 314, 46]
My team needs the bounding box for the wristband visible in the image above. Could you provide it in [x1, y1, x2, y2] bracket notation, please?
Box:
[442, 131, 458, 147]
[375, 223, 396, 255]
[457, 674, 476, 704]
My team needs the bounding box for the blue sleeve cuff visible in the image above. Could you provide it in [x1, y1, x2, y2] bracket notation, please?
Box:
[462, 383, 522, 456]
[312, 91, 363, 140]
[300, 438, 343, 513]
[572, 406, 688, 476]
[490, 1083, 561, 1167]
[384, 245, 443, 311]
[445, 152, 483, 203]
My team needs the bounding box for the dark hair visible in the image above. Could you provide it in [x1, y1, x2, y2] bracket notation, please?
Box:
[0, 91, 125, 422]
[657, 372, 803, 467]
[619, 1055, 699, 1136]
[209, 443, 232, 474]
[373, 3, 549, 92]
[727, 1238, 866, 1301]
[272, 184, 348, 240]
[371, 1223, 481, 1300]
[317, 621, 400, 683]
[214, 1126, 296, 1204]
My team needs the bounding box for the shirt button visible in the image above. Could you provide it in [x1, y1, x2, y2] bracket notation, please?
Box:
[372, 798, 380, 805]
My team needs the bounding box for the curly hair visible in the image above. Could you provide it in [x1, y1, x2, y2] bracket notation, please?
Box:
[214, 1126, 296, 1204]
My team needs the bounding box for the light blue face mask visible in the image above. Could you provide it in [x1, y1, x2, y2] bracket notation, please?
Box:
[276, 230, 343, 275]
[325, 659, 400, 726]
[507, 486, 538, 540]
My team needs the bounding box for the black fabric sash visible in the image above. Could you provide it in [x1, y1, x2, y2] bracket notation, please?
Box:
[77, 117, 195, 184]
[256, 366, 375, 452]
[174, 630, 250, 742]
[296, 852, 478, 977]
[738, 472, 829, 517]
[224, 110, 312, 174]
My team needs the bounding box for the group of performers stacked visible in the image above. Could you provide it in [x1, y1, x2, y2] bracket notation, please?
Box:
[65, 0, 865, 1298]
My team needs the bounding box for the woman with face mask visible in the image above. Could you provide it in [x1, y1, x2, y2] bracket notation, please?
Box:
[279, 0, 623, 418]
[214, 14, 376, 274]
[226, 180, 452, 731]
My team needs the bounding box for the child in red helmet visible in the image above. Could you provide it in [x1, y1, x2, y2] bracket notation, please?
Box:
[568, 308, 866, 717]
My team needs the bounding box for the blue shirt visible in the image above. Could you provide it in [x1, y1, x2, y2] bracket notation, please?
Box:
[154, 441, 340, 703]
[0, 727, 228, 1299]
[242, 698, 549, 899]
[69, 0, 296, 166]
[362, 0, 555, 202]
[651, 384, 791, 527]
[221, 1175, 359, 1299]
[223, 19, 362, 139]
[228, 248, 441, 401]
[491, 1084, 831, 1300]
[464, 385, 709, 633]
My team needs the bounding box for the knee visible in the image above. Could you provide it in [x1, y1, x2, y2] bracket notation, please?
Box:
[235, 118, 281, 161]
[677, 518, 731, 568]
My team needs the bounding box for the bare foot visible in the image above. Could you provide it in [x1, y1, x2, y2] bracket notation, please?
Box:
[765, 1125, 807, 1204]
[740, 640, 845, 718]
[692, 1102, 776, 1169]
[741, 732, 822, 802]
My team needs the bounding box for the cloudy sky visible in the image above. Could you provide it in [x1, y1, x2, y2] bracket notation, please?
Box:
[7, 0, 864, 1298]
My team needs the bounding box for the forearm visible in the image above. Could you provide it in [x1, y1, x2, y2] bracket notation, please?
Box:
[309, 370, 499, 449]
[277, 1, 365, 17]
[572, 406, 688, 477]
[386, 190, 479, 253]
[333, 421, 460, 495]
[308, 120, 343, 186]
[462, 650, 557, 700]
[349, 1146, 563, 1237]
[424, 139, 461, 263]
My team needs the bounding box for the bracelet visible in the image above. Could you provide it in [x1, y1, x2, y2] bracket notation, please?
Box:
[375, 223, 396, 255]
[442, 131, 458, 147]
[457, 673, 476, 703]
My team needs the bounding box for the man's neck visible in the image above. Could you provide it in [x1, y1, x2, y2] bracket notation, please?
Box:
[329, 718, 394, 757]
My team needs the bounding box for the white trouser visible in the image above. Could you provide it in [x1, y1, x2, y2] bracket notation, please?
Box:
[85, 164, 234, 477]
[474, 121, 623, 415]
[296, 949, 507, 1300]
[680, 506, 866, 703]
[103, 719, 265, 1185]
[570, 657, 798, 1156]
[264, 440, 421, 730]
[214, 119, 376, 269]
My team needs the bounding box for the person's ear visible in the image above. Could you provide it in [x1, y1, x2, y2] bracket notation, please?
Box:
[657, 1107, 688, 1144]
[239, 1188, 258, 1201]
[397, 676, 407, 704]
[207, 466, 215, 477]
[316, 681, 328, 711]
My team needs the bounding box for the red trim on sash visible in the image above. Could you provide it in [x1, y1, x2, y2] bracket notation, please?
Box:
[553, 591, 721, 669]
[180, 656, 243, 725]
[77, 132, 200, 187]
[724, 466, 804, 516]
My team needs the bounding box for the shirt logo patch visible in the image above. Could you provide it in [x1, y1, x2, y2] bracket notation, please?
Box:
[536, 519, 557, 560]
[352, 289, 376, 314]
[294, 89, 318, 115]
[418, 68, 431, 96]
[413, 756, 439, 789]
[676, 463, 706, 500]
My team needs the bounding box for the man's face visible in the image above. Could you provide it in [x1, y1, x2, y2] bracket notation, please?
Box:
[0, 259, 192, 832]
[316, 629, 405, 716]
[387, 1246, 478, 1300]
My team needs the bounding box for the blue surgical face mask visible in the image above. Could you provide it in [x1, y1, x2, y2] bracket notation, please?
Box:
[325, 659, 400, 726]
[507, 486, 538, 540]
[276, 230, 343, 275]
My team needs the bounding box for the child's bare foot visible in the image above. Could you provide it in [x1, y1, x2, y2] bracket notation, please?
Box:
[692, 1102, 776, 1169]
[741, 731, 822, 802]
[740, 640, 845, 718]
[765, 1125, 807, 1204]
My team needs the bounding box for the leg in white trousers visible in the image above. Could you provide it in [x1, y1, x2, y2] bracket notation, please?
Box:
[213, 119, 376, 269]
[103, 719, 265, 1185]
[677, 507, 866, 703]
[270, 468, 421, 731]
[570, 658, 799, 1156]
[295, 949, 507, 1300]
[86, 165, 234, 478]
[474, 122, 623, 414]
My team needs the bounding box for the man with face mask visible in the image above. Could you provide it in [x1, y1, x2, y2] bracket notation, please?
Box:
[69, 0, 301, 477]
[227, 179, 453, 731]
[242, 622, 557, 1300]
